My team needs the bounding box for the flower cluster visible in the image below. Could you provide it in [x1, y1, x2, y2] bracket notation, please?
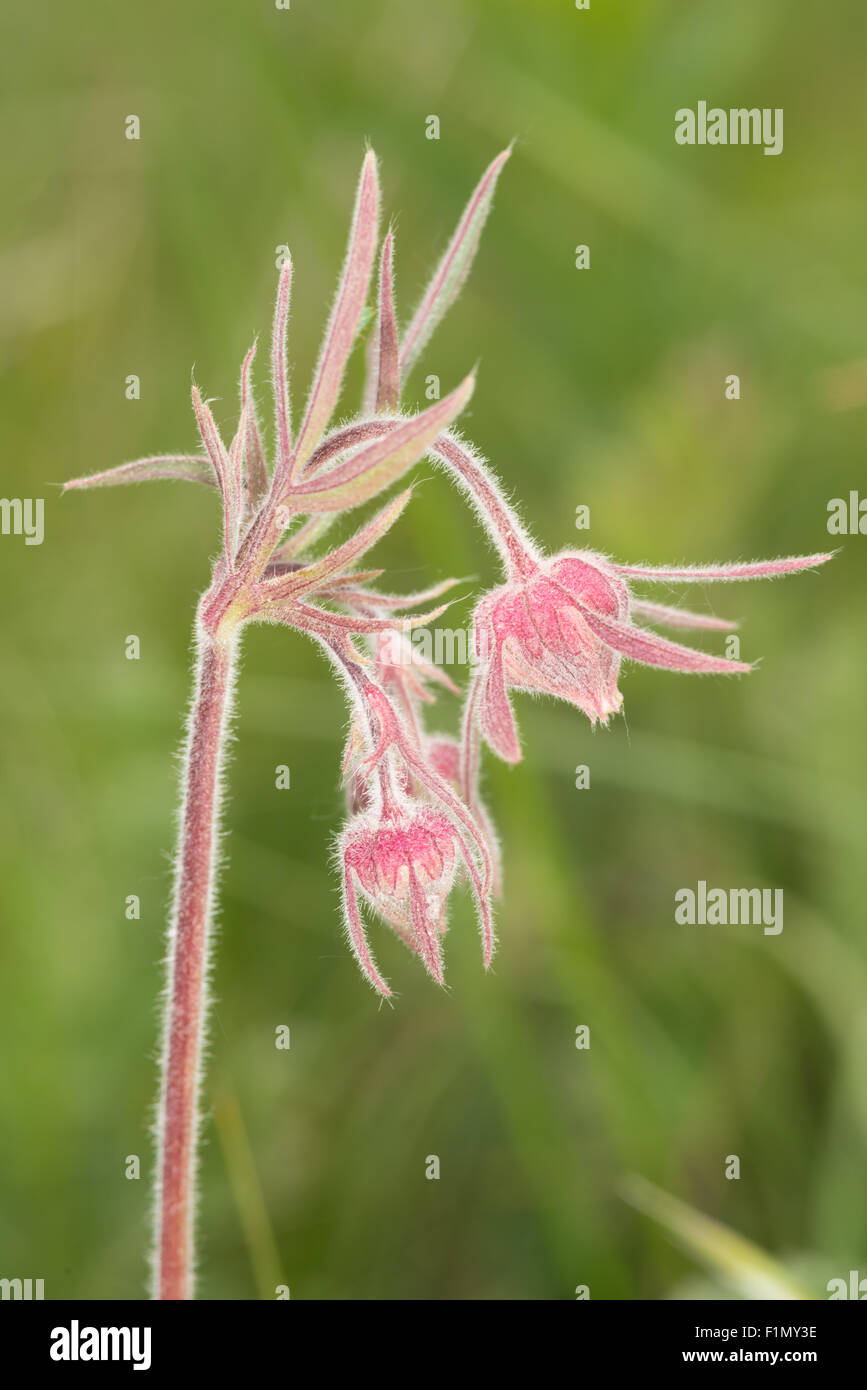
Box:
[65, 149, 831, 997]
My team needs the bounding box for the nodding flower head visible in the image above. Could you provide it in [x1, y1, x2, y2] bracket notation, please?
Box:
[471, 545, 832, 764]
[473, 551, 628, 760]
[340, 804, 461, 995]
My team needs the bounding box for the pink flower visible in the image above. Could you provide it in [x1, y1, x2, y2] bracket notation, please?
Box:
[470, 545, 833, 764]
[473, 551, 627, 759]
[332, 657, 496, 996]
[340, 804, 459, 994]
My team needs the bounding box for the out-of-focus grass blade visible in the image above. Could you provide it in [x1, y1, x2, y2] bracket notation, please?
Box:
[622, 1174, 813, 1300]
[213, 1086, 285, 1301]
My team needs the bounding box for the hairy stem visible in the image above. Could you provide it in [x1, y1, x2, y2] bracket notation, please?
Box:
[429, 433, 535, 577]
[154, 621, 238, 1299]
[304, 418, 536, 575]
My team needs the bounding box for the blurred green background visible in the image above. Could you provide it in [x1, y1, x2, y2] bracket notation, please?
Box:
[2, 0, 866, 1301]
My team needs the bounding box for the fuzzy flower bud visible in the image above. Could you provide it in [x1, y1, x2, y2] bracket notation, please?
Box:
[340, 805, 461, 994]
[471, 546, 831, 763]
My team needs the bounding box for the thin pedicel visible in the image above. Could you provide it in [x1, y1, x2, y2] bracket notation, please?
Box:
[64, 146, 830, 1298]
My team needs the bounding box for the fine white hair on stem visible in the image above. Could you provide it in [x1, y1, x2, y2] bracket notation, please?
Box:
[428, 429, 541, 574]
[150, 619, 241, 1300]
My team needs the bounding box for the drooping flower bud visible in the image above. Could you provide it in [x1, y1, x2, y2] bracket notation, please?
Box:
[472, 550, 630, 761]
[471, 546, 831, 763]
[339, 805, 461, 994]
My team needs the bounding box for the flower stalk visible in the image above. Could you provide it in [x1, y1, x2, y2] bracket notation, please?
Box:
[155, 615, 239, 1300]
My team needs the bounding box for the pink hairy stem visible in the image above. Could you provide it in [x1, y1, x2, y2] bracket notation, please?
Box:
[154, 621, 238, 1300]
[304, 419, 535, 577]
[430, 433, 535, 578]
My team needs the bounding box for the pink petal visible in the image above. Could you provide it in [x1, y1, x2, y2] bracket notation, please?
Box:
[630, 600, 737, 631]
[580, 608, 752, 674]
[455, 833, 496, 969]
[342, 866, 391, 997]
[480, 639, 523, 762]
[461, 671, 485, 805]
[408, 869, 444, 984]
[614, 554, 833, 582]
